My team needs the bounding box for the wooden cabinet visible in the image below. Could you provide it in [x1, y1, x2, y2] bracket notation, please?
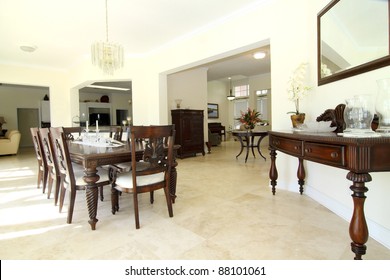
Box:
[171, 109, 205, 158]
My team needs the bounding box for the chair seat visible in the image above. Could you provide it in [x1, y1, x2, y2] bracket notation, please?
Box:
[115, 172, 164, 190]
[111, 162, 131, 172]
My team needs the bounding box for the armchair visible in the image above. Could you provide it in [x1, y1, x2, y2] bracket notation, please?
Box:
[208, 129, 221, 146]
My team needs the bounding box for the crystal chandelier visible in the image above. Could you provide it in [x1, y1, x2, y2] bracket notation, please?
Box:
[91, 0, 124, 75]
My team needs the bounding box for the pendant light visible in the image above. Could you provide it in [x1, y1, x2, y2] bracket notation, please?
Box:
[227, 77, 235, 101]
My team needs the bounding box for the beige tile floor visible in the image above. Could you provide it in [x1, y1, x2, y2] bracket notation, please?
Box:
[0, 140, 389, 260]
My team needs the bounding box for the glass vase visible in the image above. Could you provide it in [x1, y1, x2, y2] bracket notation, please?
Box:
[375, 78, 390, 134]
[343, 98, 355, 132]
[343, 94, 375, 135]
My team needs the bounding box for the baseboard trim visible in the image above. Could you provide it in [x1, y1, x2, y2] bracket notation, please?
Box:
[305, 185, 390, 250]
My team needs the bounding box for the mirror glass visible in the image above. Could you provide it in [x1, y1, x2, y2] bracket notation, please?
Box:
[318, 0, 390, 85]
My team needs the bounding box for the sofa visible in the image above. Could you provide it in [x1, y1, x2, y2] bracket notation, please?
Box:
[0, 130, 21, 155]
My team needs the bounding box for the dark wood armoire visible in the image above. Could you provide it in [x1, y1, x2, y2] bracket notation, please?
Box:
[171, 109, 205, 158]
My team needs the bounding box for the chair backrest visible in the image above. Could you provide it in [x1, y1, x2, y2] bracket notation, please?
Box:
[109, 126, 123, 141]
[49, 127, 76, 187]
[39, 127, 59, 176]
[130, 125, 175, 190]
[63, 127, 82, 141]
[30, 127, 47, 168]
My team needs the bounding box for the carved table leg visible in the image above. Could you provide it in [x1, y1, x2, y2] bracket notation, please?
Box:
[235, 136, 245, 159]
[269, 147, 278, 195]
[83, 167, 100, 230]
[256, 134, 267, 161]
[250, 135, 256, 158]
[347, 171, 370, 260]
[244, 136, 250, 163]
[297, 158, 305, 195]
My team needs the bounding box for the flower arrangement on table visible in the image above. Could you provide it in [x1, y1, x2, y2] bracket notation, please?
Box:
[287, 62, 312, 115]
[237, 108, 263, 130]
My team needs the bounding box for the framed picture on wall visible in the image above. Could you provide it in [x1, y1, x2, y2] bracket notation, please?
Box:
[207, 103, 219, 118]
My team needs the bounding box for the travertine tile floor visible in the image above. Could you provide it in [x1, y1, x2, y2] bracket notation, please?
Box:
[0, 140, 389, 260]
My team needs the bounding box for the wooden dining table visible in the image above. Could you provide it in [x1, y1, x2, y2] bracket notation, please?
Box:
[68, 140, 179, 230]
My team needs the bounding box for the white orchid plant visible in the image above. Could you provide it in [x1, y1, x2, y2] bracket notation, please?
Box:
[287, 62, 311, 115]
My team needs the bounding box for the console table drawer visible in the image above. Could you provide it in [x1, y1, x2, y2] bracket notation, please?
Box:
[304, 142, 345, 167]
[270, 136, 302, 156]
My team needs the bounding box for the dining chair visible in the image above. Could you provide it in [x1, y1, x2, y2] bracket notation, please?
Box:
[107, 125, 132, 173]
[111, 125, 175, 229]
[30, 127, 48, 193]
[63, 126, 82, 141]
[49, 127, 111, 224]
[109, 126, 123, 141]
[39, 127, 61, 203]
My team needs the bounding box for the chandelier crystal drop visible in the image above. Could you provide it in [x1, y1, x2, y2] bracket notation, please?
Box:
[91, 0, 124, 75]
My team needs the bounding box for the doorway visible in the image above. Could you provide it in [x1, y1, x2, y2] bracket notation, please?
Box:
[17, 108, 39, 147]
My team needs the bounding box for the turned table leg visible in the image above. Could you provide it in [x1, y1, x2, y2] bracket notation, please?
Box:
[169, 150, 179, 203]
[83, 166, 100, 230]
[347, 171, 370, 260]
[269, 147, 278, 195]
[297, 158, 305, 195]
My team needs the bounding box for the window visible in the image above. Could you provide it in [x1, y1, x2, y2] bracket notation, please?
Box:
[234, 84, 249, 98]
[256, 89, 270, 122]
[257, 97, 268, 121]
[233, 99, 249, 129]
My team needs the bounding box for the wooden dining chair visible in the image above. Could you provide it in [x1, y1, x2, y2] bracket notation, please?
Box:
[30, 127, 48, 193]
[109, 126, 123, 141]
[63, 126, 82, 141]
[107, 125, 132, 173]
[39, 127, 61, 204]
[110, 125, 175, 229]
[49, 127, 111, 224]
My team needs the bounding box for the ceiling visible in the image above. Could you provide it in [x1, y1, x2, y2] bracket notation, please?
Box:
[0, 0, 271, 93]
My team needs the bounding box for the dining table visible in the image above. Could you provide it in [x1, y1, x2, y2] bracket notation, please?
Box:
[68, 139, 179, 230]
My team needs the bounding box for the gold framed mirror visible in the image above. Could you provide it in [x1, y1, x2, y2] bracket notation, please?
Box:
[317, 0, 390, 86]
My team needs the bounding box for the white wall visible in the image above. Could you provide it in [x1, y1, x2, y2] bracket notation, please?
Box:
[207, 80, 230, 129]
[0, 85, 49, 131]
[167, 67, 208, 141]
[0, 0, 389, 249]
[0, 64, 71, 127]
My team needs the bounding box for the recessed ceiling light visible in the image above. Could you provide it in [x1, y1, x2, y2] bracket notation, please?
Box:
[253, 51, 266, 59]
[20, 45, 37, 52]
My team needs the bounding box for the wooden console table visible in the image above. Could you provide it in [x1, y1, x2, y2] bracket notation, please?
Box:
[268, 130, 390, 260]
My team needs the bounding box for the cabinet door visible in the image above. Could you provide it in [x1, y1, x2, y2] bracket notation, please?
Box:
[171, 110, 204, 157]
